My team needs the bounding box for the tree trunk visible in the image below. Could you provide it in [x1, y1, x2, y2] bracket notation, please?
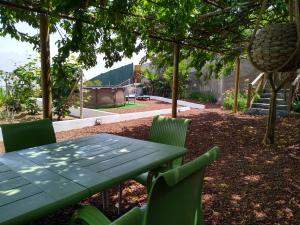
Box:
[39, 4, 52, 119]
[80, 71, 84, 119]
[233, 56, 240, 113]
[172, 42, 180, 118]
[263, 74, 277, 145]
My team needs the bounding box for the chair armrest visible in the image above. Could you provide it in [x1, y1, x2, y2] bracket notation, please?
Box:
[111, 207, 145, 225]
[71, 205, 111, 225]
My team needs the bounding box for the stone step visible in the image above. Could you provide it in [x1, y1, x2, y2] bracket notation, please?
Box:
[258, 98, 287, 105]
[248, 108, 289, 117]
[252, 103, 288, 110]
[261, 92, 285, 99]
[263, 89, 289, 94]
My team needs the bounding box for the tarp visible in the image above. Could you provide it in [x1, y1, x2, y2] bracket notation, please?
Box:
[90, 63, 133, 86]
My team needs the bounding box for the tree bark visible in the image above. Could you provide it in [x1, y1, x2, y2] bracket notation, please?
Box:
[172, 42, 180, 118]
[263, 73, 277, 145]
[233, 56, 240, 113]
[39, 2, 52, 119]
[80, 70, 84, 119]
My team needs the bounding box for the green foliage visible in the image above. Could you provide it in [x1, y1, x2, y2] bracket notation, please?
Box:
[190, 92, 217, 103]
[163, 60, 191, 98]
[152, 78, 171, 97]
[1, 59, 41, 114]
[143, 61, 191, 99]
[0, 1, 289, 118]
[292, 101, 300, 113]
[223, 89, 247, 112]
[52, 55, 82, 120]
[143, 69, 159, 82]
[0, 1, 288, 74]
[142, 69, 171, 97]
[84, 80, 102, 86]
[0, 88, 6, 107]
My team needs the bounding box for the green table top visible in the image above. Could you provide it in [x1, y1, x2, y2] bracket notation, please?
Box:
[0, 133, 186, 225]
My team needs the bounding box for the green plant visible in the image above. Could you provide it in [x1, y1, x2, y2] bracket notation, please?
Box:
[190, 92, 217, 103]
[25, 98, 40, 115]
[292, 100, 300, 113]
[52, 55, 82, 120]
[1, 59, 41, 115]
[0, 88, 7, 107]
[223, 89, 247, 112]
[84, 80, 102, 86]
[143, 69, 159, 95]
[163, 60, 190, 99]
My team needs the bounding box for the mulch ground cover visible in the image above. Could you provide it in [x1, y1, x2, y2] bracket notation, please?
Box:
[26, 107, 300, 224]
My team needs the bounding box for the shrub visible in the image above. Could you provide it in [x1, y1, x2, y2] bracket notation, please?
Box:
[293, 101, 300, 113]
[190, 91, 217, 103]
[1, 59, 41, 115]
[163, 60, 190, 99]
[0, 88, 6, 107]
[84, 80, 102, 86]
[223, 89, 247, 112]
[52, 56, 82, 120]
[142, 69, 171, 97]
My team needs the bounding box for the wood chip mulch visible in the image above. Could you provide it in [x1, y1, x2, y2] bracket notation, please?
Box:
[26, 108, 300, 225]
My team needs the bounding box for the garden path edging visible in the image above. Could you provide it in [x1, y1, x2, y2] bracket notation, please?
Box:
[149, 96, 205, 109]
[0, 106, 191, 141]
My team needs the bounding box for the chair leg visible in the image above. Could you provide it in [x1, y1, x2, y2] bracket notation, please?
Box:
[118, 184, 123, 216]
[102, 190, 109, 210]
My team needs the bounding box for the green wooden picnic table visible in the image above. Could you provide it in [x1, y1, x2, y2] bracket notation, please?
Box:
[0, 133, 186, 225]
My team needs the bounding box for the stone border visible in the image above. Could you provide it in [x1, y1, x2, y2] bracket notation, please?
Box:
[149, 96, 205, 109]
[53, 106, 190, 132]
[69, 107, 116, 118]
[0, 97, 204, 141]
[0, 106, 191, 141]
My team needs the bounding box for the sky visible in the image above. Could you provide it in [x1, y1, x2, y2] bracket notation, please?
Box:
[0, 23, 146, 80]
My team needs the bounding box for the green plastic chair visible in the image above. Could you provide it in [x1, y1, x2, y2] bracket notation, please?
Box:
[135, 115, 191, 187]
[71, 146, 221, 225]
[1, 119, 56, 152]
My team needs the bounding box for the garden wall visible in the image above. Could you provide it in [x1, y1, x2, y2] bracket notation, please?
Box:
[188, 59, 260, 103]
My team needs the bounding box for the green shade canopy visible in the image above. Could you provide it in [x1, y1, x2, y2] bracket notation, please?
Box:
[90, 63, 133, 86]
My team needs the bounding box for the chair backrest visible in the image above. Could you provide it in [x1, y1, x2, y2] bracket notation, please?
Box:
[149, 115, 191, 147]
[1, 119, 56, 152]
[149, 116, 191, 167]
[144, 146, 220, 225]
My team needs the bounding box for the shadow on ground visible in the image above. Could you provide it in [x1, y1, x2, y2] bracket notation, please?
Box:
[30, 108, 300, 225]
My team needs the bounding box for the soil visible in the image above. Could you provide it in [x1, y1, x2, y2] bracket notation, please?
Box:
[24, 106, 300, 225]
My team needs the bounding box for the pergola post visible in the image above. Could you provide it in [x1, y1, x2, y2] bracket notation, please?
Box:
[39, 0, 52, 119]
[233, 56, 240, 113]
[80, 71, 84, 119]
[172, 42, 180, 118]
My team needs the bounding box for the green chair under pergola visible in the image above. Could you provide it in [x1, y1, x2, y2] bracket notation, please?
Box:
[1, 119, 56, 152]
[71, 146, 221, 225]
[113, 115, 191, 214]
